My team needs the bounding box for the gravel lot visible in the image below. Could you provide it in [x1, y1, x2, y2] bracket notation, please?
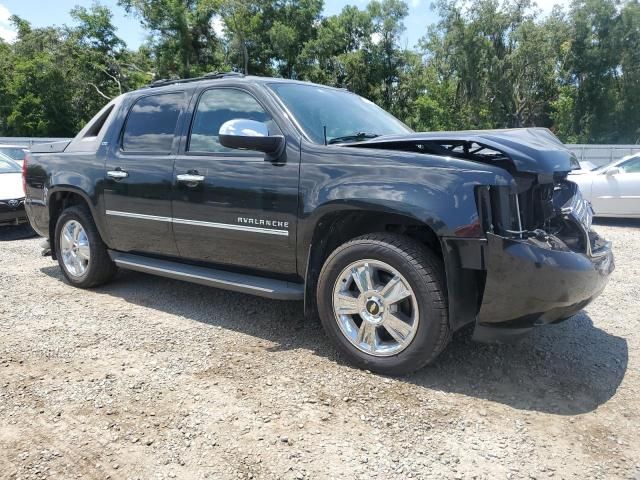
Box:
[1, 220, 638, 480]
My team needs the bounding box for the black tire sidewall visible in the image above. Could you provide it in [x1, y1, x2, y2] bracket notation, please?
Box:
[54, 207, 101, 287]
[317, 239, 447, 375]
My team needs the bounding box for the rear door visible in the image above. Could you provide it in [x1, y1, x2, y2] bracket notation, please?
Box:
[103, 91, 187, 255]
[171, 86, 299, 275]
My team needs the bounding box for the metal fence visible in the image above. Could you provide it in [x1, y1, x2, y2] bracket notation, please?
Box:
[0, 137, 72, 148]
[566, 144, 640, 168]
[2, 137, 638, 168]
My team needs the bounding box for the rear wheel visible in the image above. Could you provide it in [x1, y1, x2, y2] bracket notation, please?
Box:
[55, 206, 117, 288]
[317, 233, 449, 375]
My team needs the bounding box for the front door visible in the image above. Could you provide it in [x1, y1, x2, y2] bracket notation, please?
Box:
[591, 156, 640, 216]
[171, 87, 299, 276]
[103, 91, 187, 255]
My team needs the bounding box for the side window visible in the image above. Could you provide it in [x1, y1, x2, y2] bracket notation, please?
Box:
[619, 157, 640, 173]
[189, 89, 277, 153]
[84, 104, 114, 138]
[122, 93, 184, 153]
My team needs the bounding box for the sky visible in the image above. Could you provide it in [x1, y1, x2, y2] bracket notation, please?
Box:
[0, 0, 570, 50]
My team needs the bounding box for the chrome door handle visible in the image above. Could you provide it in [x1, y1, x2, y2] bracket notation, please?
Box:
[107, 169, 128, 179]
[177, 174, 205, 183]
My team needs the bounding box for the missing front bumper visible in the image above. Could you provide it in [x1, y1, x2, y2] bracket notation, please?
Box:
[472, 232, 614, 342]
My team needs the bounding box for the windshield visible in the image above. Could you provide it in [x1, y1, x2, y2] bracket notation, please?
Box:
[0, 147, 26, 161]
[593, 154, 640, 172]
[268, 83, 412, 144]
[0, 155, 21, 173]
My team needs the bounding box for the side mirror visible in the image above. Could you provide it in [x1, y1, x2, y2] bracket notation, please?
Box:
[605, 167, 620, 176]
[219, 119, 285, 160]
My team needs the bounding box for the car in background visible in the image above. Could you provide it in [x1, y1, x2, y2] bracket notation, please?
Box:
[570, 154, 640, 218]
[570, 160, 598, 174]
[0, 153, 28, 226]
[0, 144, 29, 166]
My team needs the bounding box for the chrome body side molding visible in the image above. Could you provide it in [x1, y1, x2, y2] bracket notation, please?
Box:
[105, 210, 289, 236]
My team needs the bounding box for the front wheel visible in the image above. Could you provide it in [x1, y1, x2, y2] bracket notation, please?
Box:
[317, 233, 450, 375]
[54, 205, 117, 288]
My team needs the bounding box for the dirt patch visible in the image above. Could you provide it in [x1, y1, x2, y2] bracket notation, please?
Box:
[1, 220, 638, 479]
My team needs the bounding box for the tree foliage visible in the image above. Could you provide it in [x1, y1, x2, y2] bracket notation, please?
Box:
[0, 0, 638, 143]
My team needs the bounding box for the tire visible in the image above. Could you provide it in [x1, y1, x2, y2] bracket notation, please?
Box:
[54, 205, 117, 288]
[317, 233, 449, 375]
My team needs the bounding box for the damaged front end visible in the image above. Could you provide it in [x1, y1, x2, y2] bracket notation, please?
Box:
[352, 128, 615, 341]
[471, 178, 614, 342]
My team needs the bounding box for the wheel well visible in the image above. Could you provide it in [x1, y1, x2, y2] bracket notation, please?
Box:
[48, 192, 91, 259]
[304, 210, 443, 317]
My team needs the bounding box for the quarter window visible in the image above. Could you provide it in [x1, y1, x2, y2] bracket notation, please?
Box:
[189, 89, 276, 153]
[122, 93, 184, 153]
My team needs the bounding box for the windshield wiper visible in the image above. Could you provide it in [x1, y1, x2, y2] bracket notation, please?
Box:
[327, 132, 380, 145]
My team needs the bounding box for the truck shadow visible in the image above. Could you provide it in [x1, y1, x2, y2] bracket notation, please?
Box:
[40, 266, 628, 416]
[0, 224, 38, 241]
[594, 217, 640, 228]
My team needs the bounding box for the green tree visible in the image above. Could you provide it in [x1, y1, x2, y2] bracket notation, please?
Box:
[118, 0, 225, 77]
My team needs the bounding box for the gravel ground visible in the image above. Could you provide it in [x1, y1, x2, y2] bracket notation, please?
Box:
[1, 220, 638, 480]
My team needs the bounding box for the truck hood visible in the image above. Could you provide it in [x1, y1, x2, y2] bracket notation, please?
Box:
[346, 127, 580, 176]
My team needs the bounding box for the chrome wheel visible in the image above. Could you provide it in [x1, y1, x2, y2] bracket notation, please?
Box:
[332, 259, 419, 356]
[60, 220, 90, 277]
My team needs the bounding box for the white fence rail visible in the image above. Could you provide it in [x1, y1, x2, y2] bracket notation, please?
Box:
[0, 137, 72, 148]
[566, 144, 640, 167]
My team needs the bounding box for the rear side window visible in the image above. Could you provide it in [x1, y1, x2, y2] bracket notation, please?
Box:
[84, 105, 114, 138]
[122, 93, 184, 153]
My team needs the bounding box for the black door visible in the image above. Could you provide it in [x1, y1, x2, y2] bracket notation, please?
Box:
[171, 87, 299, 276]
[103, 91, 186, 255]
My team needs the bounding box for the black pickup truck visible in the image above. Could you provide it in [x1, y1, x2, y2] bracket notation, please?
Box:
[24, 73, 614, 374]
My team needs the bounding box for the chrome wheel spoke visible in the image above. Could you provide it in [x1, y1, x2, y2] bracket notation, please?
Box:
[77, 243, 91, 261]
[74, 254, 83, 275]
[333, 259, 419, 357]
[380, 275, 411, 305]
[72, 223, 81, 242]
[60, 220, 90, 277]
[383, 313, 413, 343]
[60, 230, 73, 251]
[351, 263, 374, 293]
[356, 322, 377, 351]
[335, 293, 360, 315]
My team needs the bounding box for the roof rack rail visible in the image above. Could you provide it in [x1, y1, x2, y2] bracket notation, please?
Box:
[147, 72, 245, 88]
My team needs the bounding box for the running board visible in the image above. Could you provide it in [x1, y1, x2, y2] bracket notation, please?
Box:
[108, 251, 304, 301]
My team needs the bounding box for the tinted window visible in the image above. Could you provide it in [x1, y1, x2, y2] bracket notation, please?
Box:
[189, 89, 277, 153]
[122, 93, 183, 153]
[619, 157, 640, 173]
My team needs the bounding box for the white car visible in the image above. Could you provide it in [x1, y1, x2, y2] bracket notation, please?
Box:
[570, 160, 598, 174]
[0, 153, 28, 226]
[0, 144, 28, 167]
[570, 154, 640, 218]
